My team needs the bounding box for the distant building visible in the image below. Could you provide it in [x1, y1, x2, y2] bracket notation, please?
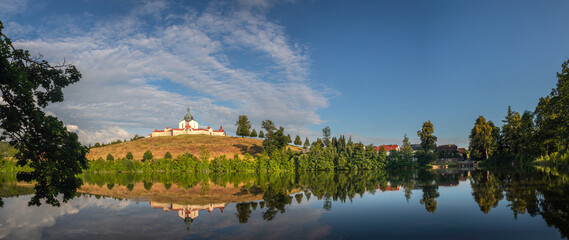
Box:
[437, 144, 458, 152]
[375, 144, 399, 156]
[150, 105, 228, 137]
[410, 144, 421, 153]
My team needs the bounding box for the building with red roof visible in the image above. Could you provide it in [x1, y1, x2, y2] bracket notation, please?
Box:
[375, 144, 399, 155]
[150, 104, 228, 137]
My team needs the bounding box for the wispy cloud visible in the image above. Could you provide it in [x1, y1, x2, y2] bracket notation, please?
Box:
[8, 1, 328, 144]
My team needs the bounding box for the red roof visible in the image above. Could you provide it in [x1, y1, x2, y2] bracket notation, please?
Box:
[375, 144, 399, 152]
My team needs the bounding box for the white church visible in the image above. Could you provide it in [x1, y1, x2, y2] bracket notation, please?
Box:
[150, 105, 228, 137]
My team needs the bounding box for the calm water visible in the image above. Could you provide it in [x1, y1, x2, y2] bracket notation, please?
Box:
[0, 168, 567, 239]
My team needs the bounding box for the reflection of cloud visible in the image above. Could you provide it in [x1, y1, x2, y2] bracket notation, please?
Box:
[0, 195, 129, 240]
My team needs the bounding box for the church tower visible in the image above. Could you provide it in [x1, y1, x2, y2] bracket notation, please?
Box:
[179, 103, 199, 130]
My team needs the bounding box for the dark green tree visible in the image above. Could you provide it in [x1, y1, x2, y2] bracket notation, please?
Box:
[106, 153, 114, 161]
[417, 121, 437, 153]
[164, 151, 172, 159]
[261, 120, 287, 155]
[126, 151, 134, 160]
[303, 137, 310, 149]
[250, 129, 258, 138]
[469, 116, 498, 160]
[235, 115, 252, 137]
[286, 134, 292, 143]
[143, 150, 153, 161]
[259, 130, 265, 138]
[322, 126, 331, 147]
[401, 133, 414, 161]
[294, 135, 302, 146]
[535, 60, 569, 156]
[0, 21, 87, 206]
[416, 121, 437, 166]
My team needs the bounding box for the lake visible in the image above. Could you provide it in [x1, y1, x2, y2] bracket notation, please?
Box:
[0, 168, 567, 239]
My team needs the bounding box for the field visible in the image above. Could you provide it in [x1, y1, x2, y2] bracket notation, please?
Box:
[86, 135, 302, 161]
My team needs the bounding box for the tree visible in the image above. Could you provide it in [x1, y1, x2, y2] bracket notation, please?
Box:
[106, 153, 114, 161]
[469, 116, 498, 160]
[416, 121, 437, 166]
[535, 60, 569, 155]
[294, 135, 302, 146]
[126, 152, 134, 160]
[259, 130, 265, 138]
[164, 151, 172, 159]
[286, 134, 292, 143]
[261, 120, 287, 155]
[401, 134, 414, 161]
[235, 115, 251, 137]
[417, 121, 437, 153]
[0, 21, 87, 206]
[250, 129, 257, 138]
[500, 106, 522, 154]
[143, 150, 154, 161]
[303, 137, 310, 149]
[322, 126, 331, 147]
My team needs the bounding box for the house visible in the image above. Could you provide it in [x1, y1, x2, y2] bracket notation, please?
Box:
[437, 144, 458, 152]
[410, 144, 421, 153]
[375, 144, 399, 156]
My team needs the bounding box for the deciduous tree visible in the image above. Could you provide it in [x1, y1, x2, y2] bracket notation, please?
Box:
[0, 21, 87, 206]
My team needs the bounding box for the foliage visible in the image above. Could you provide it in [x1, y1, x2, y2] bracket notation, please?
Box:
[235, 115, 252, 137]
[294, 135, 302, 146]
[258, 130, 265, 138]
[250, 129, 257, 138]
[416, 121, 437, 166]
[0, 21, 87, 206]
[106, 153, 114, 161]
[261, 120, 288, 156]
[143, 150, 153, 161]
[164, 151, 172, 159]
[401, 134, 413, 161]
[322, 126, 331, 147]
[469, 116, 499, 160]
[303, 137, 310, 149]
[126, 152, 134, 160]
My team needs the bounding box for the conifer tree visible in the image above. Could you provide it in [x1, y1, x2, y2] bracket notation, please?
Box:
[294, 135, 302, 146]
[250, 129, 258, 138]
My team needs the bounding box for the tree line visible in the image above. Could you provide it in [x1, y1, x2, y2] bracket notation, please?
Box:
[469, 60, 569, 167]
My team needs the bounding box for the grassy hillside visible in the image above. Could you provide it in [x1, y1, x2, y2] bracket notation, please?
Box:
[87, 135, 302, 161]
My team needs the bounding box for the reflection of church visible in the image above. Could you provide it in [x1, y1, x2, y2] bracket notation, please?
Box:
[149, 201, 226, 231]
[150, 105, 228, 137]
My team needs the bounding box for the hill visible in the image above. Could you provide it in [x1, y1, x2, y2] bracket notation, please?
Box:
[86, 135, 302, 161]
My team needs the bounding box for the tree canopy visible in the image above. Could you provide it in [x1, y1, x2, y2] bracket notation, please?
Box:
[469, 116, 499, 160]
[0, 21, 87, 206]
[235, 115, 251, 137]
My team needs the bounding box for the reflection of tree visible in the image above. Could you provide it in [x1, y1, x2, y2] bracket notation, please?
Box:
[126, 183, 134, 191]
[164, 182, 172, 190]
[295, 193, 303, 204]
[262, 186, 292, 221]
[323, 196, 332, 211]
[418, 171, 439, 213]
[235, 202, 252, 223]
[106, 183, 114, 190]
[143, 181, 153, 191]
[470, 171, 503, 214]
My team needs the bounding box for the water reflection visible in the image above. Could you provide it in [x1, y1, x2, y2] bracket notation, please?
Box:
[0, 168, 568, 239]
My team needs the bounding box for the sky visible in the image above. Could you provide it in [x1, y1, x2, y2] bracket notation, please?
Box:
[1, 0, 568, 147]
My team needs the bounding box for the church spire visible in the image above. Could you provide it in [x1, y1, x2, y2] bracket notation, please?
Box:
[184, 102, 193, 121]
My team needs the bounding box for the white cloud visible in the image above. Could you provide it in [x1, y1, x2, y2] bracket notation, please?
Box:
[9, 1, 328, 144]
[0, 0, 28, 15]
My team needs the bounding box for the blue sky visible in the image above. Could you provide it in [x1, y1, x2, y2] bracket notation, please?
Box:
[1, 0, 568, 147]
